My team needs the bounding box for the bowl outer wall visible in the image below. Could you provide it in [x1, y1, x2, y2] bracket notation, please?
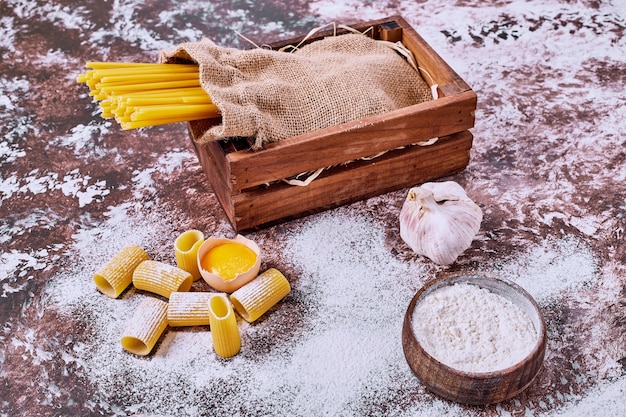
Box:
[401, 273, 547, 405]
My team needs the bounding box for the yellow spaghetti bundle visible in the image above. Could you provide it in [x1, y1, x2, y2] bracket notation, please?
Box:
[76, 62, 220, 129]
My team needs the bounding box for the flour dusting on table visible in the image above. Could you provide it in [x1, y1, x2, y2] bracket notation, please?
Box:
[41, 204, 621, 416]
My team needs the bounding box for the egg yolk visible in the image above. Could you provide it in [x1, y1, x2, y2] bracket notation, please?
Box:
[201, 242, 257, 281]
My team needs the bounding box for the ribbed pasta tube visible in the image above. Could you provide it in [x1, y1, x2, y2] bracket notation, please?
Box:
[230, 268, 291, 322]
[208, 294, 241, 358]
[120, 297, 169, 356]
[93, 245, 149, 298]
[167, 291, 214, 327]
[132, 260, 193, 298]
[174, 229, 204, 281]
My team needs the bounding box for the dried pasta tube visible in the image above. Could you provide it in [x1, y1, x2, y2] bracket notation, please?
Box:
[93, 245, 149, 298]
[174, 229, 204, 281]
[208, 294, 241, 358]
[133, 260, 193, 298]
[167, 291, 214, 326]
[120, 297, 168, 356]
[230, 268, 291, 322]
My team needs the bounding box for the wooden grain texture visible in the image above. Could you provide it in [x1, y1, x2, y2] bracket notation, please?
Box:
[229, 131, 473, 230]
[225, 91, 476, 190]
[191, 91, 475, 192]
[402, 274, 547, 405]
[188, 128, 235, 221]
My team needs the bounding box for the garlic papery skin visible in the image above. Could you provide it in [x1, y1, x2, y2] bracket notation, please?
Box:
[399, 181, 483, 265]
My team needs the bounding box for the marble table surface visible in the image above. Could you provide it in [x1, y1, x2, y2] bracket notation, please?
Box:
[1, 0, 624, 416]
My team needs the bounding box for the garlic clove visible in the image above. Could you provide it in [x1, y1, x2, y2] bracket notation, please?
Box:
[421, 180, 469, 203]
[399, 181, 482, 265]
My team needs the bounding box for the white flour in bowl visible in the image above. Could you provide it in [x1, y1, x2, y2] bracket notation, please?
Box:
[411, 282, 538, 373]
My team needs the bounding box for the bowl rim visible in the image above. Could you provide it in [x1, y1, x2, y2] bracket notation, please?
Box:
[404, 272, 547, 378]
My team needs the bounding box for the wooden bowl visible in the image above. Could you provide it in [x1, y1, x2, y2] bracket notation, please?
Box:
[402, 273, 546, 405]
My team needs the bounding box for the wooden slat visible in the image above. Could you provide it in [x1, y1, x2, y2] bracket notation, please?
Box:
[229, 131, 473, 230]
[187, 127, 235, 221]
[225, 91, 475, 190]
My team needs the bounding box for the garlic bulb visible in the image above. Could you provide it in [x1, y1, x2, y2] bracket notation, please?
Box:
[399, 181, 482, 265]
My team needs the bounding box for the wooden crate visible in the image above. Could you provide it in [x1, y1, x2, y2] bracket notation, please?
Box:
[187, 15, 477, 231]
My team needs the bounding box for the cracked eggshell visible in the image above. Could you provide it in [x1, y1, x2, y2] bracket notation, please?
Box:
[197, 234, 261, 293]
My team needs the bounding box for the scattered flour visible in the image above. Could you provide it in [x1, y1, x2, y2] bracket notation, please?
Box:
[543, 375, 626, 417]
[42, 205, 622, 417]
[411, 283, 538, 373]
[494, 236, 598, 302]
[45, 209, 434, 416]
[87, 0, 173, 52]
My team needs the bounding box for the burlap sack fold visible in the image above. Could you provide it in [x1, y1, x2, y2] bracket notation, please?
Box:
[160, 33, 432, 149]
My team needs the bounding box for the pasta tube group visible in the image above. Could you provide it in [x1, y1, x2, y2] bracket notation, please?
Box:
[230, 268, 291, 322]
[121, 297, 169, 356]
[174, 229, 204, 281]
[208, 294, 241, 358]
[132, 260, 193, 298]
[96, 234, 291, 358]
[93, 245, 149, 298]
[167, 292, 214, 327]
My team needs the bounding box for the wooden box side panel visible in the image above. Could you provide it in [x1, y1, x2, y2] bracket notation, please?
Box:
[188, 128, 235, 221]
[229, 131, 473, 231]
[226, 90, 476, 191]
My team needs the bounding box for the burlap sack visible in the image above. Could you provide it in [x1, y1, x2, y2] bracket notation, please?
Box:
[161, 33, 433, 149]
